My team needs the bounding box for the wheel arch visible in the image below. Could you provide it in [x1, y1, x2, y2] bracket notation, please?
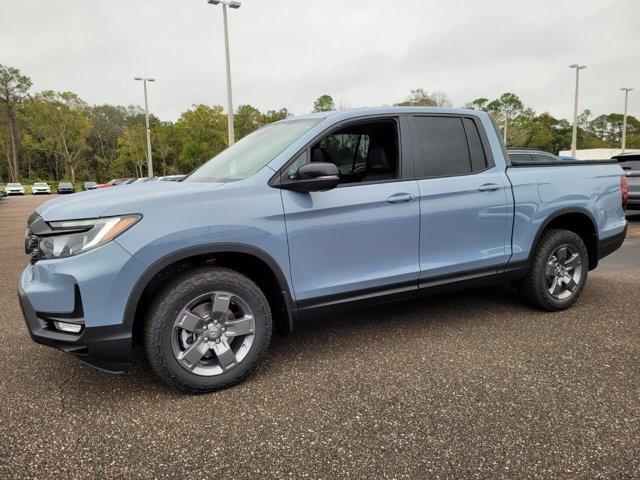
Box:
[528, 207, 599, 270]
[124, 243, 297, 346]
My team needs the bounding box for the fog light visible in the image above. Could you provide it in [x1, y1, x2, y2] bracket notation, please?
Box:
[54, 321, 83, 333]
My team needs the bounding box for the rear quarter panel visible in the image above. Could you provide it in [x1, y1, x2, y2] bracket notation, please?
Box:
[507, 164, 627, 263]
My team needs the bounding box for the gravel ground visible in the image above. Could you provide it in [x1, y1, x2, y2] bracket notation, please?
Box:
[0, 195, 638, 479]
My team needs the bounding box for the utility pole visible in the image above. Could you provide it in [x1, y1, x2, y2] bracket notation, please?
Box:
[620, 87, 634, 153]
[569, 64, 586, 158]
[208, 0, 242, 146]
[207, 0, 241, 147]
[135, 77, 155, 177]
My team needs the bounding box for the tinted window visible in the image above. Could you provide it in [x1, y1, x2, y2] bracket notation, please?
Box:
[509, 153, 533, 164]
[462, 118, 487, 171]
[533, 153, 557, 164]
[413, 117, 472, 177]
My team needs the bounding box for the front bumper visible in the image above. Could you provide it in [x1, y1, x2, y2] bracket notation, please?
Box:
[19, 286, 131, 372]
[18, 241, 147, 373]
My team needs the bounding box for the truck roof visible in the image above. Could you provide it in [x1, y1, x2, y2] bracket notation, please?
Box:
[291, 107, 487, 122]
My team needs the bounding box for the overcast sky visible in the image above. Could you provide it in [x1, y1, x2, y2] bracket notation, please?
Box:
[1, 0, 638, 121]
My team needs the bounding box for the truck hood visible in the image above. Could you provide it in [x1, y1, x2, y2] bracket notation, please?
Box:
[36, 181, 223, 221]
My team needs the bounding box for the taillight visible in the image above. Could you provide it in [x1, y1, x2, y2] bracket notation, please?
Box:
[621, 175, 628, 210]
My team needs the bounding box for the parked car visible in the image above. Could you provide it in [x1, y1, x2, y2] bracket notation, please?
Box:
[31, 182, 51, 195]
[19, 107, 628, 393]
[613, 152, 640, 210]
[160, 175, 186, 182]
[99, 179, 121, 188]
[83, 181, 98, 191]
[509, 149, 563, 164]
[5, 182, 25, 195]
[57, 182, 75, 194]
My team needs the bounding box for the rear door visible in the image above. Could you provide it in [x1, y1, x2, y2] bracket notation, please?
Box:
[409, 115, 511, 284]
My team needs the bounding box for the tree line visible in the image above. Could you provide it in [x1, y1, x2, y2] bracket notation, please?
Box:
[1, 64, 638, 184]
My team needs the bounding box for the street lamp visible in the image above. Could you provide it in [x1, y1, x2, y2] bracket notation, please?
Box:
[207, 0, 241, 147]
[620, 87, 634, 153]
[134, 77, 155, 177]
[569, 64, 586, 158]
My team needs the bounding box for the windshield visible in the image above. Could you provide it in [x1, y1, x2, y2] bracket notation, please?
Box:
[34, 183, 47, 187]
[185, 119, 320, 183]
[7, 183, 20, 187]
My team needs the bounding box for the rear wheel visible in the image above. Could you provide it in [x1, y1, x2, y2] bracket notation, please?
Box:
[144, 267, 272, 393]
[518, 229, 588, 311]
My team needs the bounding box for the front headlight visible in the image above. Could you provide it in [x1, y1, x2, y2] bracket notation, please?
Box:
[38, 215, 141, 259]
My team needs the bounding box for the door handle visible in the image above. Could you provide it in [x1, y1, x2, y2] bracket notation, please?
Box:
[478, 183, 500, 192]
[387, 193, 415, 204]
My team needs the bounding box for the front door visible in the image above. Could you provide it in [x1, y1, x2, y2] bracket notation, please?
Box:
[280, 117, 421, 306]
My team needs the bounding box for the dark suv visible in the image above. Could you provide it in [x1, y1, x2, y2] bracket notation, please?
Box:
[613, 152, 640, 210]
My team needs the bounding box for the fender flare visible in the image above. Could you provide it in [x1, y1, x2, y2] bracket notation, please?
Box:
[122, 243, 298, 332]
[526, 206, 599, 268]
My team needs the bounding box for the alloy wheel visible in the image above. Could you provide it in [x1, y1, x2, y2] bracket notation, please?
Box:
[545, 244, 582, 300]
[171, 291, 256, 376]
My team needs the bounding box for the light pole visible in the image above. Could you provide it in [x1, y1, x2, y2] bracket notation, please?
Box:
[569, 64, 586, 158]
[620, 87, 634, 153]
[207, 0, 241, 147]
[134, 77, 155, 177]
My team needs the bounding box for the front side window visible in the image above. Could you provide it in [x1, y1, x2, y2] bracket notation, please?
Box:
[286, 119, 399, 185]
[186, 119, 320, 183]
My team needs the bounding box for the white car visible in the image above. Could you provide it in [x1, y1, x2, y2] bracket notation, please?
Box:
[31, 182, 51, 195]
[5, 183, 25, 195]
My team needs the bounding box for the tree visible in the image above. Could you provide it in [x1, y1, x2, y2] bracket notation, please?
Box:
[174, 104, 227, 171]
[117, 123, 148, 177]
[313, 95, 335, 112]
[263, 108, 290, 124]
[396, 89, 452, 107]
[234, 104, 264, 139]
[152, 122, 180, 176]
[486, 93, 524, 144]
[22, 91, 92, 183]
[464, 98, 489, 111]
[0, 63, 31, 181]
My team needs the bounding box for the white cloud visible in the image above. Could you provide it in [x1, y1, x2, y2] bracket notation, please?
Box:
[1, 0, 638, 120]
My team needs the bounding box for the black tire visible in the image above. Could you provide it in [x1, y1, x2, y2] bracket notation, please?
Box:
[518, 229, 589, 311]
[144, 266, 272, 393]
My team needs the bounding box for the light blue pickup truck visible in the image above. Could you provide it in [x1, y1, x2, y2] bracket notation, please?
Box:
[19, 108, 628, 392]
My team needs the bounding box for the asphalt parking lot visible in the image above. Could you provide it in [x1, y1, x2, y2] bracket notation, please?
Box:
[0, 195, 638, 479]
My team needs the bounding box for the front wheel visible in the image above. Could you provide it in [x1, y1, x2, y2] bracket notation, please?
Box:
[518, 229, 589, 311]
[144, 267, 272, 393]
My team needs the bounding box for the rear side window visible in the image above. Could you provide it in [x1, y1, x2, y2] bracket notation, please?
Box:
[412, 116, 472, 178]
[462, 118, 487, 171]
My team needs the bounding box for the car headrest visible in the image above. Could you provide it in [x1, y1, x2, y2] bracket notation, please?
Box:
[312, 147, 334, 165]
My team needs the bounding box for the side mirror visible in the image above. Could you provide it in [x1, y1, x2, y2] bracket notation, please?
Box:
[280, 162, 340, 192]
